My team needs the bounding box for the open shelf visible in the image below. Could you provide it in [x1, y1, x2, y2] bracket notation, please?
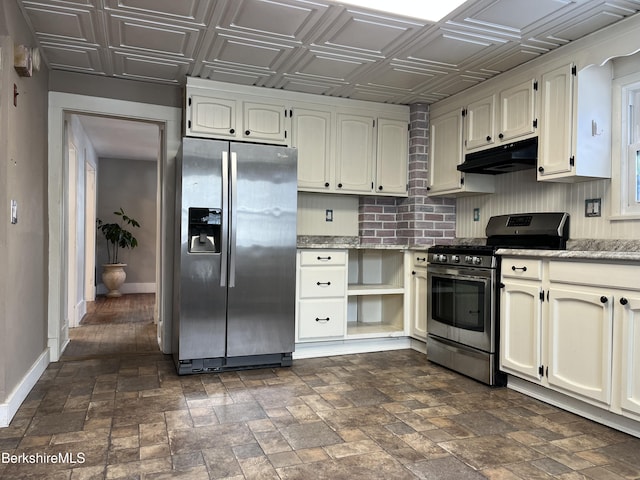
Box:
[348, 284, 404, 295]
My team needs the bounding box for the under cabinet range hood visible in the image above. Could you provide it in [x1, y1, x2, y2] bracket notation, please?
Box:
[457, 137, 538, 175]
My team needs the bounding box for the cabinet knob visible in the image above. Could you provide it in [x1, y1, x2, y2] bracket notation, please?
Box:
[411, 270, 416, 275]
[245, 130, 251, 136]
[324, 182, 330, 188]
[498, 133, 504, 139]
[378, 185, 383, 191]
[486, 135, 491, 141]
[620, 297, 628, 305]
[538, 166, 545, 173]
[337, 183, 343, 188]
[426, 186, 431, 191]
[600, 296, 608, 304]
[229, 128, 235, 134]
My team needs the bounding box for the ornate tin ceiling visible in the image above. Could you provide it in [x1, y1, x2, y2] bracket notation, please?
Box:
[17, 0, 640, 104]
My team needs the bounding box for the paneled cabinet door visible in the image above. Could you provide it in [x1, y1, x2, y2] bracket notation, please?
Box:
[376, 118, 408, 195]
[292, 107, 332, 191]
[242, 101, 287, 143]
[500, 281, 543, 382]
[410, 252, 427, 340]
[619, 294, 640, 418]
[498, 79, 536, 142]
[335, 113, 375, 194]
[464, 95, 495, 151]
[547, 287, 613, 405]
[538, 64, 574, 178]
[428, 108, 463, 193]
[188, 95, 238, 138]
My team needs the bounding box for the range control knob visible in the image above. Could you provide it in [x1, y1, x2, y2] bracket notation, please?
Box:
[464, 255, 473, 264]
[472, 256, 482, 265]
[451, 255, 460, 263]
[437, 254, 447, 262]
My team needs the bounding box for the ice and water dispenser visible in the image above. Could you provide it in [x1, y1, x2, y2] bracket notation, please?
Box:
[188, 208, 222, 253]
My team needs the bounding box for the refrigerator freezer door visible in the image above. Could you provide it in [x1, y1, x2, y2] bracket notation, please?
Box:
[226, 142, 297, 357]
[176, 137, 228, 360]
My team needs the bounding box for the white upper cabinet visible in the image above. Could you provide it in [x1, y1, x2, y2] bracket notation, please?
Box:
[335, 112, 375, 194]
[242, 102, 287, 143]
[187, 95, 238, 139]
[292, 106, 333, 192]
[538, 62, 612, 182]
[464, 79, 536, 153]
[429, 107, 494, 197]
[376, 118, 408, 195]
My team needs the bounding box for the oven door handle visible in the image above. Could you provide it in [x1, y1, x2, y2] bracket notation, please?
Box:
[427, 267, 493, 280]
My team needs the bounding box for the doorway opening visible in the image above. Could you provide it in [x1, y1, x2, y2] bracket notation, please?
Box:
[63, 113, 161, 358]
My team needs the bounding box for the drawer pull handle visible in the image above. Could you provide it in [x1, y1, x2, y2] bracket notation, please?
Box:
[511, 266, 527, 272]
[317, 256, 332, 261]
[315, 317, 330, 322]
[317, 281, 331, 286]
[620, 297, 629, 306]
[416, 257, 426, 262]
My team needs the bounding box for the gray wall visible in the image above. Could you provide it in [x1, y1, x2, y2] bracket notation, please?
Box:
[0, 1, 49, 405]
[96, 158, 158, 286]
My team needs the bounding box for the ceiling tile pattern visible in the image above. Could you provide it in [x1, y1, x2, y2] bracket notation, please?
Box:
[17, 0, 640, 104]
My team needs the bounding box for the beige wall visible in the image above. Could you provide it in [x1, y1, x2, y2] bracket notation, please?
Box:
[96, 158, 158, 286]
[0, 1, 49, 406]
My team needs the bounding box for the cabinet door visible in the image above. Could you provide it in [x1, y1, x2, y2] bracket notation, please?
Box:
[428, 108, 464, 193]
[538, 64, 574, 178]
[188, 95, 238, 138]
[498, 79, 536, 142]
[242, 101, 287, 143]
[464, 95, 495, 151]
[292, 107, 333, 191]
[335, 113, 375, 194]
[376, 118, 408, 195]
[500, 280, 542, 382]
[619, 294, 640, 418]
[547, 287, 613, 405]
[409, 266, 427, 340]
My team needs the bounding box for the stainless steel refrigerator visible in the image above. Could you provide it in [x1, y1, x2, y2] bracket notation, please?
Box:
[173, 137, 297, 374]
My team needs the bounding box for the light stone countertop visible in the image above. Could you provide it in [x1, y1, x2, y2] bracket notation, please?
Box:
[497, 248, 640, 262]
[297, 236, 423, 250]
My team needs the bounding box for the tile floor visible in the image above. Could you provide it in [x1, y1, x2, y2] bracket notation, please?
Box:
[1, 348, 640, 479]
[1, 294, 640, 479]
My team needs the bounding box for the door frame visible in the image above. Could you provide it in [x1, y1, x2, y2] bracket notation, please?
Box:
[48, 92, 181, 361]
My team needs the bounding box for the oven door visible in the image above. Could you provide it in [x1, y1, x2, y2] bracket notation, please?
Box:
[427, 264, 495, 353]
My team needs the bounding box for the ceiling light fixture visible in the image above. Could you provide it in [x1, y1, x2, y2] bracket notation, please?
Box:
[330, 0, 468, 22]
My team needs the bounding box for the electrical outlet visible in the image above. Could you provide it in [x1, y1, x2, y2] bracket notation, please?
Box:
[325, 209, 333, 222]
[473, 208, 480, 222]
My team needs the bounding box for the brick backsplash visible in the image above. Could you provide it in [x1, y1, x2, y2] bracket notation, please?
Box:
[358, 104, 456, 247]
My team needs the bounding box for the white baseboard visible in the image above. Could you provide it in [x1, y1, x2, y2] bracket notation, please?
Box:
[97, 282, 156, 295]
[294, 336, 413, 359]
[0, 349, 49, 428]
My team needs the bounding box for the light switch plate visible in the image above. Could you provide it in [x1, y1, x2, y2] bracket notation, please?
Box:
[473, 208, 480, 221]
[585, 198, 601, 217]
[10, 200, 17, 224]
[325, 209, 333, 222]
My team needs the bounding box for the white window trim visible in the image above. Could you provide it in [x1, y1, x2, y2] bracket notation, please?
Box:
[610, 72, 640, 219]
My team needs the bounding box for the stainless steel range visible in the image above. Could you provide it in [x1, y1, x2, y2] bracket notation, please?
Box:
[426, 212, 570, 385]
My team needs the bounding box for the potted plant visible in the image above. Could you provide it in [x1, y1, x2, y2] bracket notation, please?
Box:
[96, 207, 140, 297]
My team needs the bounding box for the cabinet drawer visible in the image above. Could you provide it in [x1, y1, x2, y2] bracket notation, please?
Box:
[501, 258, 542, 280]
[299, 268, 346, 298]
[300, 250, 347, 266]
[549, 261, 640, 289]
[298, 300, 345, 339]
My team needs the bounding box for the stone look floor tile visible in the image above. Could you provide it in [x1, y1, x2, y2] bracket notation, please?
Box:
[2, 306, 640, 480]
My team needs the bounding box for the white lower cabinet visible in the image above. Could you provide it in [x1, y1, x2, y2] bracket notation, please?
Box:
[408, 252, 428, 340]
[617, 293, 640, 420]
[501, 256, 640, 424]
[296, 250, 347, 342]
[296, 248, 408, 343]
[547, 286, 613, 406]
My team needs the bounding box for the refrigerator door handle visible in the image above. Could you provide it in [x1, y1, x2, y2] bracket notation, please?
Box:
[229, 151, 238, 288]
[220, 151, 229, 287]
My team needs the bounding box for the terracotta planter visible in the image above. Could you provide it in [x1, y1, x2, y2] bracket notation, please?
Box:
[102, 263, 127, 297]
